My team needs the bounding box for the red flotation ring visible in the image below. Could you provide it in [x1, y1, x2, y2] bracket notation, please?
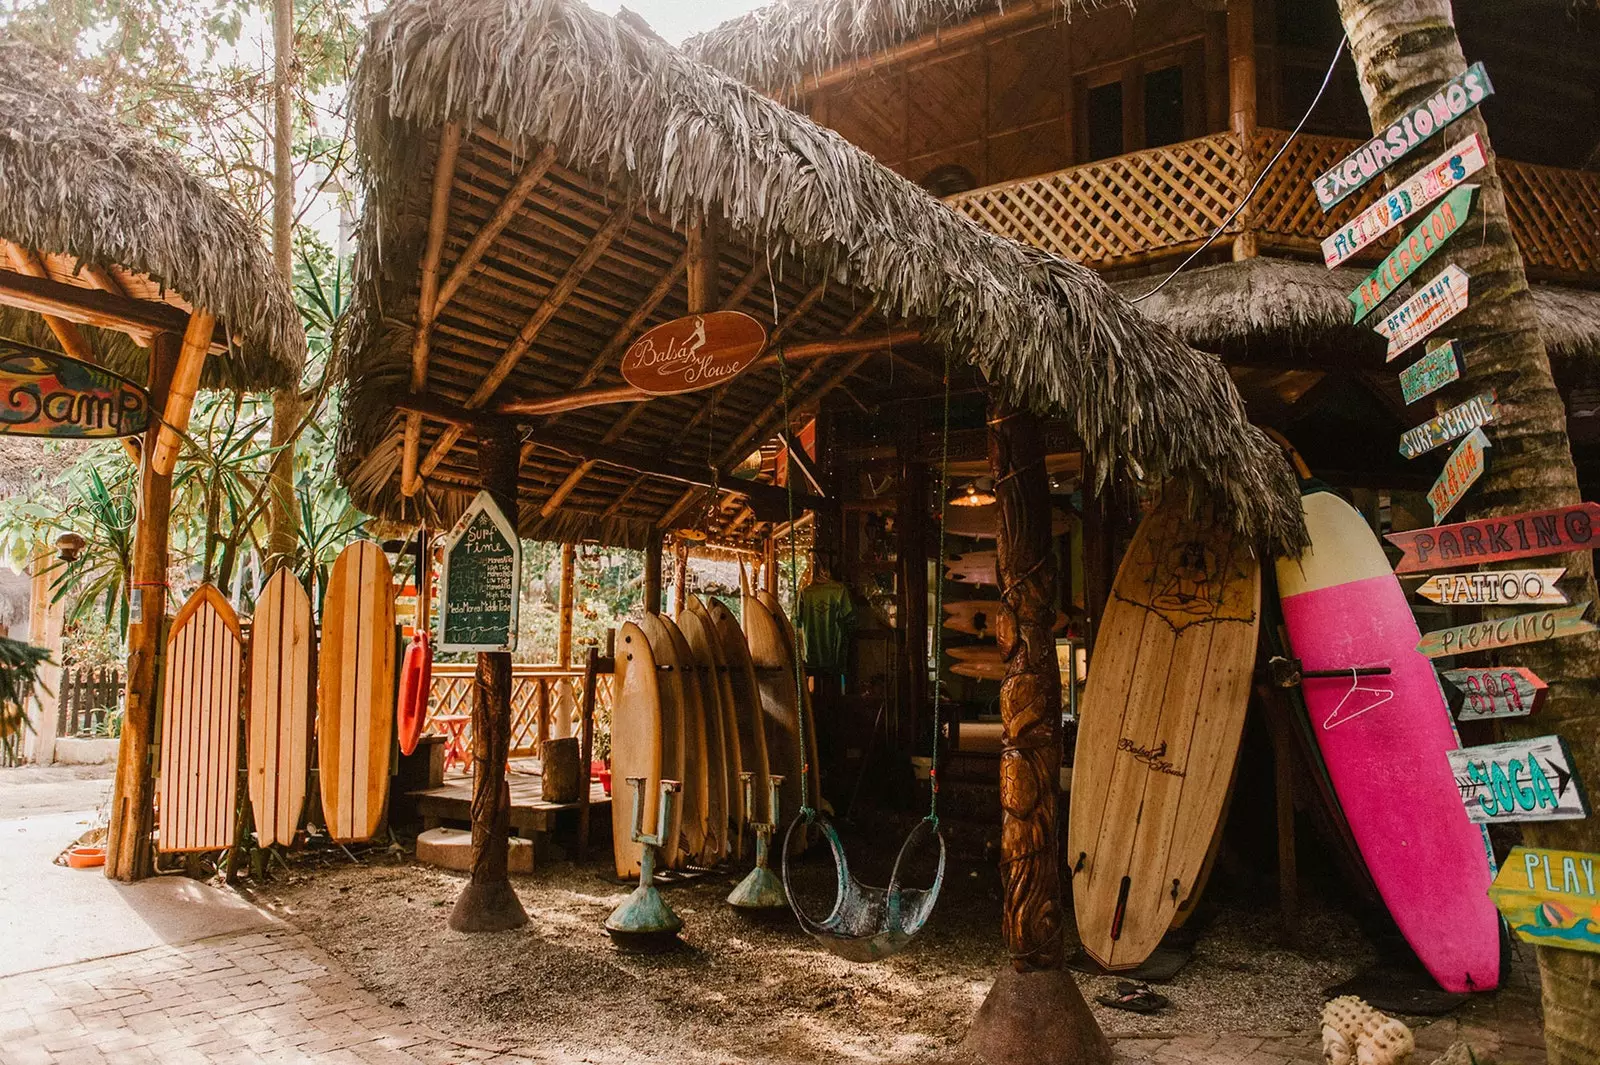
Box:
[397, 631, 433, 756]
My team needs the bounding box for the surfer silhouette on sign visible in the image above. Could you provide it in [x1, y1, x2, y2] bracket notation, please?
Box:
[686, 314, 707, 357]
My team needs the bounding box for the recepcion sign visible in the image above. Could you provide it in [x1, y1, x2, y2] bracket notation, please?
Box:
[436, 490, 521, 653]
[1448, 735, 1588, 825]
[1350, 185, 1476, 322]
[0, 341, 150, 438]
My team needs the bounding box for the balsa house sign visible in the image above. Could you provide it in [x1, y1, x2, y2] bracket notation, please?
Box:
[621, 311, 766, 396]
[0, 342, 150, 438]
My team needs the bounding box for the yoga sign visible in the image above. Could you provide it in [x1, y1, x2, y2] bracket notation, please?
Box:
[621, 311, 766, 396]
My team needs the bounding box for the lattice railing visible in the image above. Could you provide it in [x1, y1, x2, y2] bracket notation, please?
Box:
[947, 128, 1600, 281]
[427, 663, 614, 760]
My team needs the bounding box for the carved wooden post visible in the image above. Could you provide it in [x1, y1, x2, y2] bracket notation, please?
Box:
[965, 399, 1108, 1065]
[449, 425, 529, 932]
[643, 536, 663, 615]
[1228, 0, 1259, 261]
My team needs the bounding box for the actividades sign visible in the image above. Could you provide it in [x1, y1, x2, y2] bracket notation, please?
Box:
[1321, 134, 1486, 269]
[621, 311, 766, 396]
[1351, 185, 1476, 323]
[0, 341, 150, 438]
[1315, 62, 1493, 211]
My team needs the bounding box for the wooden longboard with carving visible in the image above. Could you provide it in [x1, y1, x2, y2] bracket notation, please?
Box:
[755, 590, 822, 815]
[1070, 498, 1260, 970]
[317, 541, 396, 844]
[636, 615, 698, 868]
[611, 622, 666, 879]
[247, 570, 313, 848]
[681, 596, 744, 854]
[158, 585, 243, 853]
[706, 597, 771, 825]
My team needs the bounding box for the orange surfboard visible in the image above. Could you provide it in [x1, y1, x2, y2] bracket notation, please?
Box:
[707, 597, 771, 827]
[158, 585, 242, 853]
[612, 621, 669, 878]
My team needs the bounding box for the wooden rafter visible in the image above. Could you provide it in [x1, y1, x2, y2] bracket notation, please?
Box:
[539, 458, 597, 518]
[402, 122, 463, 497]
[435, 143, 558, 315]
[2, 242, 98, 364]
[151, 310, 218, 476]
[0, 268, 210, 349]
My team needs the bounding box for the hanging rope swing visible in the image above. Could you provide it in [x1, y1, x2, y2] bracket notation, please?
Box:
[774, 335, 951, 963]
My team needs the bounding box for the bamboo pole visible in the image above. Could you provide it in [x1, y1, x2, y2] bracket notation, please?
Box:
[643, 536, 663, 616]
[403, 122, 464, 497]
[150, 310, 218, 476]
[1228, 0, 1259, 261]
[558, 542, 576, 668]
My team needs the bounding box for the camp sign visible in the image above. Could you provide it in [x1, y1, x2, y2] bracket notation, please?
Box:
[1417, 601, 1594, 659]
[1441, 666, 1547, 721]
[1386, 502, 1600, 574]
[621, 311, 766, 396]
[0, 341, 150, 438]
[1315, 63, 1493, 212]
[1398, 340, 1462, 405]
[1415, 567, 1567, 607]
[1350, 185, 1476, 322]
[1377, 265, 1470, 361]
[1448, 735, 1587, 825]
[1491, 847, 1600, 955]
[1321, 133, 1487, 268]
[436, 490, 521, 652]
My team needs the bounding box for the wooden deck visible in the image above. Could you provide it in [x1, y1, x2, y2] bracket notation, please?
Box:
[410, 758, 611, 836]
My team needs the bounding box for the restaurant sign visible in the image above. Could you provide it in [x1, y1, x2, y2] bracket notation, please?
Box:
[1417, 601, 1594, 659]
[1321, 134, 1487, 268]
[1441, 666, 1547, 721]
[0, 342, 150, 438]
[1386, 502, 1600, 574]
[1350, 185, 1476, 322]
[1377, 265, 1470, 361]
[1427, 426, 1489, 522]
[1315, 63, 1493, 212]
[1398, 339, 1462, 404]
[1448, 735, 1588, 825]
[1415, 568, 1568, 607]
[1398, 390, 1498, 459]
[621, 311, 766, 396]
[1490, 847, 1600, 955]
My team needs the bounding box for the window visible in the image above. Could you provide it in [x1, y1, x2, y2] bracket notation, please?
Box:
[1087, 82, 1124, 161]
[1144, 66, 1186, 149]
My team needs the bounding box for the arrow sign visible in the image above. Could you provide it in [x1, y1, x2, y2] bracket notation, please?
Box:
[1398, 339, 1463, 405]
[1490, 846, 1600, 955]
[1447, 735, 1588, 825]
[1400, 390, 1498, 460]
[1427, 427, 1490, 522]
[1322, 132, 1488, 266]
[1417, 601, 1594, 659]
[1377, 265, 1471, 361]
[1415, 568, 1568, 607]
[1351, 185, 1477, 322]
[1441, 666, 1548, 721]
[1386, 502, 1600, 574]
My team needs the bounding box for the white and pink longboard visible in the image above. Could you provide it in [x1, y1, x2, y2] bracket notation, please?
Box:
[1277, 491, 1499, 993]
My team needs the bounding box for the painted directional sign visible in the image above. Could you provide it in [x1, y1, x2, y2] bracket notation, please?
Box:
[1428, 427, 1489, 522]
[1398, 339, 1462, 405]
[621, 311, 766, 396]
[437, 490, 521, 653]
[1377, 265, 1471, 361]
[1316, 64, 1493, 212]
[1490, 847, 1600, 955]
[1441, 667, 1547, 721]
[1415, 568, 1568, 607]
[1351, 185, 1476, 322]
[1448, 735, 1588, 825]
[1417, 601, 1594, 659]
[1322, 133, 1488, 267]
[1386, 502, 1600, 574]
[0, 342, 150, 438]
[1399, 390, 1498, 460]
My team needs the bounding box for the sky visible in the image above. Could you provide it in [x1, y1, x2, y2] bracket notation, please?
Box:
[587, 0, 770, 43]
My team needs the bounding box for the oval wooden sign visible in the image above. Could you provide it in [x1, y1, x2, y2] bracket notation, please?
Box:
[0, 340, 150, 438]
[620, 311, 766, 396]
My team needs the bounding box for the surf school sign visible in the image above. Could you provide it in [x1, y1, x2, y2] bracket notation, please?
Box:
[1321, 134, 1486, 269]
[1416, 601, 1595, 659]
[0, 342, 150, 438]
[1351, 185, 1476, 322]
[621, 311, 766, 396]
[1315, 63, 1493, 212]
[1491, 847, 1600, 955]
[1399, 390, 1498, 460]
[1386, 502, 1600, 574]
[1377, 265, 1470, 361]
[1448, 735, 1588, 825]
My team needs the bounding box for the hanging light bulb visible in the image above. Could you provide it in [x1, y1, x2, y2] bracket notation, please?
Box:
[948, 477, 996, 507]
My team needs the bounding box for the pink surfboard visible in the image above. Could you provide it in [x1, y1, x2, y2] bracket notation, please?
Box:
[1276, 490, 1499, 993]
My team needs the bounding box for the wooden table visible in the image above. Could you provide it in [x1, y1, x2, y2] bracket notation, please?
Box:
[434, 714, 472, 773]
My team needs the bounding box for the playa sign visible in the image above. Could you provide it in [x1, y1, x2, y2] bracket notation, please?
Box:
[1322, 134, 1487, 268]
[1398, 340, 1462, 404]
[1386, 502, 1600, 574]
[621, 311, 766, 396]
[1427, 426, 1489, 522]
[1315, 63, 1493, 211]
[1377, 265, 1471, 361]
[1448, 736, 1588, 825]
[1491, 847, 1600, 955]
[0, 342, 150, 438]
[1441, 666, 1547, 721]
[1350, 185, 1476, 322]
[1417, 601, 1594, 659]
[1415, 568, 1567, 607]
[1398, 390, 1498, 460]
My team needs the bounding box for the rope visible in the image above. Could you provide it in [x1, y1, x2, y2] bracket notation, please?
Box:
[774, 342, 814, 821]
[926, 346, 951, 826]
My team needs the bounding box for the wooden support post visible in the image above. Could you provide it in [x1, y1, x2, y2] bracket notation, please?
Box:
[643, 536, 663, 616]
[448, 425, 529, 932]
[1080, 473, 1116, 654]
[1264, 701, 1300, 924]
[557, 543, 576, 668]
[105, 331, 181, 882]
[762, 536, 779, 595]
[577, 646, 600, 863]
[150, 310, 217, 476]
[1228, 0, 1259, 261]
[25, 546, 64, 765]
[964, 399, 1109, 1065]
[670, 538, 690, 616]
[896, 456, 929, 753]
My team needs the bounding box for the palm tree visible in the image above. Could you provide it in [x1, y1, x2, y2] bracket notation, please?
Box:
[1334, 2, 1599, 1060]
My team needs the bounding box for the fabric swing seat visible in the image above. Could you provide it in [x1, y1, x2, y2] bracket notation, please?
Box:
[782, 813, 946, 962]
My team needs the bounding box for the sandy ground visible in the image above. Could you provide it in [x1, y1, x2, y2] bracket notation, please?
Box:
[244, 831, 1377, 1065]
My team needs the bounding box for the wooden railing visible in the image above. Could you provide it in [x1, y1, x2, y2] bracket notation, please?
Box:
[946, 128, 1600, 281]
[426, 662, 614, 759]
[58, 665, 123, 737]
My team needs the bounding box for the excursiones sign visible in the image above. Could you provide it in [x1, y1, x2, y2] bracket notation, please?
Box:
[1321, 134, 1486, 269]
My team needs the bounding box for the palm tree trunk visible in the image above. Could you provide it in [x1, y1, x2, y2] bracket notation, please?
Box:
[1335, 3, 1600, 1059]
[265, 0, 302, 576]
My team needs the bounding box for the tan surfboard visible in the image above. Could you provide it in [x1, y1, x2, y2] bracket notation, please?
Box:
[946, 503, 1072, 539]
[754, 590, 822, 815]
[948, 644, 1006, 681]
[658, 613, 723, 865]
[706, 597, 771, 827]
[247, 570, 313, 848]
[157, 585, 242, 853]
[945, 550, 998, 586]
[636, 614, 697, 868]
[743, 594, 807, 826]
[944, 600, 1066, 638]
[1069, 497, 1260, 971]
[612, 621, 668, 879]
[679, 597, 738, 861]
[317, 540, 397, 843]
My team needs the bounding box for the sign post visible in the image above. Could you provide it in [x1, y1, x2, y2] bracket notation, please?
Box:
[1385, 502, 1600, 573]
[0, 342, 150, 438]
[436, 490, 521, 653]
[1350, 185, 1476, 322]
[1399, 390, 1498, 460]
[1441, 667, 1548, 721]
[621, 311, 767, 396]
[1321, 133, 1488, 267]
[1377, 265, 1471, 361]
[1417, 601, 1594, 658]
[1490, 847, 1600, 954]
[1447, 735, 1588, 825]
[1414, 568, 1567, 607]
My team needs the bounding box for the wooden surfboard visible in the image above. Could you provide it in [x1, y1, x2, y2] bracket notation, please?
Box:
[158, 585, 242, 853]
[1277, 490, 1499, 993]
[681, 596, 741, 857]
[1070, 498, 1260, 971]
[753, 591, 822, 814]
[660, 613, 724, 865]
[247, 570, 313, 848]
[612, 621, 667, 879]
[949, 644, 1006, 681]
[944, 600, 1066, 638]
[636, 614, 697, 868]
[706, 597, 771, 826]
[317, 540, 396, 844]
[945, 503, 1071, 539]
[743, 593, 806, 827]
[945, 550, 998, 586]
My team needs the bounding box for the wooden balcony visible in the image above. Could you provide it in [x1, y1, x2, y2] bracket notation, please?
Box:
[945, 128, 1600, 283]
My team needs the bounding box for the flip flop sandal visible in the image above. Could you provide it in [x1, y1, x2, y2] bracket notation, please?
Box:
[1096, 982, 1170, 1015]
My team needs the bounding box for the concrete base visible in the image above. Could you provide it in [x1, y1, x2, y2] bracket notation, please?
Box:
[52, 738, 119, 765]
[962, 966, 1112, 1065]
[448, 878, 530, 933]
[416, 827, 533, 875]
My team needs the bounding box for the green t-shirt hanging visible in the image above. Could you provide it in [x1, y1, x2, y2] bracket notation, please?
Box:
[798, 580, 856, 676]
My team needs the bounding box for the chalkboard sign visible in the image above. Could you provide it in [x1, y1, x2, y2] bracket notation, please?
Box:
[436, 490, 520, 652]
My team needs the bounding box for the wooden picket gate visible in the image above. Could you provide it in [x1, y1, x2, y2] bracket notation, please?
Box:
[58, 665, 123, 736]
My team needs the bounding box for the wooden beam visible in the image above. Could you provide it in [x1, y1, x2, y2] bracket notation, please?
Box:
[643, 535, 663, 615]
[0, 268, 196, 342]
[686, 222, 719, 312]
[540, 459, 597, 518]
[558, 542, 576, 668]
[403, 122, 463, 498]
[150, 310, 218, 476]
[78, 262, 149, 349]
[435, 143, 557, 316]
[3, 243, 97, 364]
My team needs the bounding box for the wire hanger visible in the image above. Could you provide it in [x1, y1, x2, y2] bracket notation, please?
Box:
[1321, 666, 1394, 731]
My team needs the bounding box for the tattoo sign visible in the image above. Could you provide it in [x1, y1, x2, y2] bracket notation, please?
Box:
[1350, 185, 1476, 322]
[1385, 502, 1600, 574]
[1414, 568, 1567, 607]
[1398, 340, 1462, 405]
[1441, 666, 1547, 721]
[1490, 847, 1600, 955]
[1417, 601, 1594, 659]
[1322, 133, 1487, 267]
[1427, 427, 1489, 523]
[1447, 735, 1588, 825]
[1399, 390, 1498, 460]
[1377, 265, 1471, 362]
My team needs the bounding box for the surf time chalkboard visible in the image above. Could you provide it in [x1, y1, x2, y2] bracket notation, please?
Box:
[436, 490, 521, 653]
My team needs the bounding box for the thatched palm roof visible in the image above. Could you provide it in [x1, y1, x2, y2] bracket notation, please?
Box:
[0, 42, 302, 390]
[341, 0, 1303, 553]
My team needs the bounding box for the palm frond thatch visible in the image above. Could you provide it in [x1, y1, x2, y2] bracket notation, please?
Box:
[0, 41, 303, 391]
[344, 0, 1305, 554]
